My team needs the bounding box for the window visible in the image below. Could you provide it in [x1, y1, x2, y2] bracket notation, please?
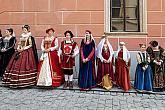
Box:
[105, 0, 147, 35]
[111, 0, 139, 32]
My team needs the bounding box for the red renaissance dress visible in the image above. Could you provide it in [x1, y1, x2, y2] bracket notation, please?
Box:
[115, 50, 131, 91]
[97, 46, 114, 90]
[3, 32, 38, 88]
[37, 36, 64, 87]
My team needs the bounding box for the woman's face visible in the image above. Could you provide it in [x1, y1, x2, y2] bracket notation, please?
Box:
[140, 45, 146, 52]
[85, 32, 91, 40]
[22, 28, 28, 34]
[120, 45, 123, 50]
[66, 33, 71, 40]
[48, 30, 54, 37]
[5, 30, 10, 36]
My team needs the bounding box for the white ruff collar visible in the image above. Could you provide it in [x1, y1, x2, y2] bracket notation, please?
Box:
[21, 32, 32, 38]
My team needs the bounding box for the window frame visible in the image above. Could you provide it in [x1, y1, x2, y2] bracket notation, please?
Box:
[104, 0, 147, 36]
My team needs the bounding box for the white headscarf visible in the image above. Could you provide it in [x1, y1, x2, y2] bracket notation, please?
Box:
[91, 34, 97, 52]
[116, 42, 130, 63]
[97, 38, 114, 62]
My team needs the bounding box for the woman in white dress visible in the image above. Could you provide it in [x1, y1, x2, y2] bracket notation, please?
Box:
[37, 28, 64, 86]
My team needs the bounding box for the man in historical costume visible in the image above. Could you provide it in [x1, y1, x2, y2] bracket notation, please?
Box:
[96, 35, 114, 90]
[148, 41, 164, 92]
[134, 44, 153, 92]
[59, 30, 79, 89]
[37, 28, 64, 87]
[0, 28, 16, 79]
[3, 25, 38, 88]
[79, 30, 97, 90]
[115, 42, 131, 91]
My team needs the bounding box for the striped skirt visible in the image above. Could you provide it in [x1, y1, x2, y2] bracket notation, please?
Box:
[3, 48, 37, 88]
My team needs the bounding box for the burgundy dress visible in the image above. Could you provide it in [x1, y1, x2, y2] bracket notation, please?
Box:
[97, 46, 114, 85]
[115, 50, 131, 91]
[3, 36, 38, 88]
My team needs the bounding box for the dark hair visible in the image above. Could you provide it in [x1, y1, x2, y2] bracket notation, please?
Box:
[139, 44, 146, 48]
[85, 30, 92, 41]
[22, 25, 30, 31]
[46, 29, 49, 34]
[85, 30, 91, 34]
[6, 28, 13, 35]
[64, 30, 74, 38]
[0, 29, 2, 37]
[46, 28, 55, 34]
[49, 28, 55, 32]
[151, 41, 158, 47]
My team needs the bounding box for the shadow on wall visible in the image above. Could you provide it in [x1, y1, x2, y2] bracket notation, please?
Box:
[37, 50, 138, 80]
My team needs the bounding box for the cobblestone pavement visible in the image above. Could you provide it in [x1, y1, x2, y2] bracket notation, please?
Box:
[0, 86, 165, 110]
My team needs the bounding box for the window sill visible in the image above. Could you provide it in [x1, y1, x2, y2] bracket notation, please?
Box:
[105, 32, 148, 37]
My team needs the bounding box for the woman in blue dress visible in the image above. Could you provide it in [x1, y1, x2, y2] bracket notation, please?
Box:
[134, 44, 153, 92]
[79, 30, 96, 90]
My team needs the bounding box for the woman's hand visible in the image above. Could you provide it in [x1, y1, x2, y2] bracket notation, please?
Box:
[83, 58, 88, 63]
[103, 59, 109, 63]
[142, 67, 146, 71]
[1, 48, 6, 52]
[157, 62, 161, 65]
[44, 49, 50, 53]
[17, 48, 23, 52]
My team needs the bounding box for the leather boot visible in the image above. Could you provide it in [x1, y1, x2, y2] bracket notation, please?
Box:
[63, 81, 68, 89]
[69, 81, 73, 89]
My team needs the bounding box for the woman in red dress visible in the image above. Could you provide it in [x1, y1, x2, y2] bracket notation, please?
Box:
[37, 28, 64, 87]
[97, 35, 114, 90]
[115, 42, 131, 91]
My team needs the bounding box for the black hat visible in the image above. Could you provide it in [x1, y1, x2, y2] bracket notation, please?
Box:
[151, 40, 158, 47]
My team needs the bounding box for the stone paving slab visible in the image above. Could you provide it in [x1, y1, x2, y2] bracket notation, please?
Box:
[0, 86, 165, 110]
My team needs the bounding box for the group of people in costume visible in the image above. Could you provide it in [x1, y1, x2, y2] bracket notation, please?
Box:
[0, 25, 38, 88]
[134, 41, 165, 92]
[0, 25, 165, 92]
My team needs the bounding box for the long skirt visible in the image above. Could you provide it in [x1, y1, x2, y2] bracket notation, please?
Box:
[97, 59, 114, 85]
[115, 59, 131, 91]
[153, 64, 164, 92]
[134, 64, 153, 91]
[37, 52, 64, 87]
[79, 60, 96, 90]
[3, 48, 37, 88]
